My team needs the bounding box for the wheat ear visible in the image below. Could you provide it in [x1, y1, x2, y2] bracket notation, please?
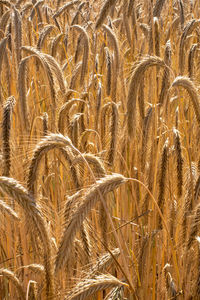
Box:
[105, 47, 112, 96]
[89, 248, 120, 276]
[127, 56, 166, 138]
[55, 174, 127, 272]
[37, 25, 54, 50]
[71, 25, 89, 85]
[29, 0, 43, 23]
[53, 0, 79, 18]
[188, 43, 198, 79]
[107, 102, 119, 166]
[157, 138, 169, 228]
[0, 268, 25, 300]
[27, 133, 72, 196]
[170, 76, 200, 128]
[12, 6, 22, 67]
[103, 24, 120, 102]
[173, 128, 183, 198]
[2, 96, 15, 177]
[51, 33, 65, 57]
[95, 0, 117, 29]
[0, 199, 19, 221]
[58, 99, 86, 135]
[72, 153, 106, 178]
[178, 0, 185, 30]
[179, 19, 199, 74]
[65, 274, 126, 300]
[163, 264, 177, 299]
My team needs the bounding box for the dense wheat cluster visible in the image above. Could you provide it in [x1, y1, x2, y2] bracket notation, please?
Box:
[1, 0, 200, 299]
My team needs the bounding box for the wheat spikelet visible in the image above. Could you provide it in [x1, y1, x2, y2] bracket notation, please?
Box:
[95, 81, 102, 131]
[171, 76, 200, 128]
[173, 128, 183, 198]
[107, 102, 118, 166]
[0, 268, 25, 300]
[53, 0, 79, 18]
[105, 47, 112, 96]
[55, 174, 127, 271]
[2, 96, 15, 177]
[95, 0, 117, 29]
[141, 107, 153, 171]
[65, 274, 126, 300]
[127, 56, 166, 138]
[0, 199, 19, 220]
[157, 138, 169, 227]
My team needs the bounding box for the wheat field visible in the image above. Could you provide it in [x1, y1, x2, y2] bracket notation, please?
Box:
[0, 0, 200, 299]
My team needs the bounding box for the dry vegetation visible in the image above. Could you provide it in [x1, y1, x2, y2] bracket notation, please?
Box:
[1, 0, 200, 299]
